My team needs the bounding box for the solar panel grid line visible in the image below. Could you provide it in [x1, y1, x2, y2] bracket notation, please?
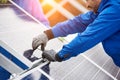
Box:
[92, 71, 114, 80]
[10, 5, 28, 16]
[42, 0, 87, 19]
[116, 70, 120, 80]
[41, 0, 72, 19]
[69, 0, 88, 13]
[49, 55, 85, 80]
[40, 0, 56, 18]
[61, 57, 87, 80]
[44, 0, 74, 19]
[8, 0, 46, 28]
[56, 0, 68, 5]
[37, 67, 54, 80]
[115, 69, 120, 79]
[60, 55, 100, 80]
[81, 54, 118, 80]
[41, 0, 68, 6]
[87, 49, 110, 66]
[90, 58, 110, 80]
[61, 59, 100, 80]
[103, 59, 120, 78]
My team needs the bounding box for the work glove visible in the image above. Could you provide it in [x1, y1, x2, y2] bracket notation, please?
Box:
[32, 33, 48, 50]
[0, 0, 8, 4]
[42, 49, 62, 62]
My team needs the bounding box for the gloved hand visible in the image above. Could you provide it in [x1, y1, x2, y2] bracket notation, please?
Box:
[32, 33, 48, 50]
[42, 49, 62, 62]
[0, 0, 8, 4]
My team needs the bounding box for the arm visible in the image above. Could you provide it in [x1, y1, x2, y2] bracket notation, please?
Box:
[45, 11, 96, 39]
[58, 5, 120, 60]
[32, 11, 97, 49]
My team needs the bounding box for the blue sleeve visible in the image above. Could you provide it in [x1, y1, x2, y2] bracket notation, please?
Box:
[58, 6, 120, 60]
[52, 11, 96, 37]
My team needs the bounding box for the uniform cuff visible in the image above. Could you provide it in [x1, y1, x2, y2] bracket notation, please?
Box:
[44, 29, 54, 40]
[55, 54, 63, 62]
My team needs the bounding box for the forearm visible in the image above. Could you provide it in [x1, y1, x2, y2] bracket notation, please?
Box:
[51, 16, 88, 38]
[50, 11, 96, 38]
[44, 11, 96, 39]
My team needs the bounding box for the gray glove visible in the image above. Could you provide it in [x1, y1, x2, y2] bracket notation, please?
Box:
[0, 0, 8, 3]
[42, 49, 62, 62]
[32, 33, 48, 50]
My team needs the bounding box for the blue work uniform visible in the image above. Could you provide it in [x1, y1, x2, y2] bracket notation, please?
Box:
[51, 0, 120, 67]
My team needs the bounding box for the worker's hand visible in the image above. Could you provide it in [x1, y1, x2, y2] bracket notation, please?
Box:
[0, 0, 8, 4]
[42, 49, 62, 62]
[32, 33, 48, 50]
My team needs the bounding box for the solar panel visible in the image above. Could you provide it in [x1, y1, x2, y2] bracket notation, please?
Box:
[0, 1, 120, 80]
